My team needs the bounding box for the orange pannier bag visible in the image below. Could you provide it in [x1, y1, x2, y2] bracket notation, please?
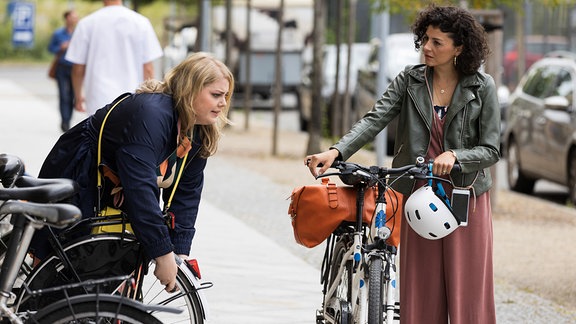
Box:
[288, 177, 403, 248]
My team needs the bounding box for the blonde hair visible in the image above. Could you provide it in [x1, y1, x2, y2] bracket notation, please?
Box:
[137, 52, 234, 158]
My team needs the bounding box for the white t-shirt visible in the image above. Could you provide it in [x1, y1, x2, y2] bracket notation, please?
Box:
[66, 6, 163, 114]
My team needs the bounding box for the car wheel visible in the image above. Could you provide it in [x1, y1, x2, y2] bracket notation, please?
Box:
[507, 138, 535, 193]
[568, 150, 576, 204]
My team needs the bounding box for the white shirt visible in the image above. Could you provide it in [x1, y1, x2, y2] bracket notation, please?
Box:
[65, 6, 163, 114]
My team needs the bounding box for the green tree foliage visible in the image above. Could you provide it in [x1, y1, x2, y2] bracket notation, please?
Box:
[83, 0, 207, 11]
[370, 0, 569, 16]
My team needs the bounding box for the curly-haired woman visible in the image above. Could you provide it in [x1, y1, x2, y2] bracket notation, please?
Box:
[306, 4, 499, 323]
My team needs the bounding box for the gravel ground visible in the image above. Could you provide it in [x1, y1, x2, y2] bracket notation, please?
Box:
[202, 111, 576, 323]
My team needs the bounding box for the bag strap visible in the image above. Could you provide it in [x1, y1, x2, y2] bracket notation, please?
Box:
[164, 147, 188, 212]
[322, 178, 339, 209]
[96, 94, 130, 215]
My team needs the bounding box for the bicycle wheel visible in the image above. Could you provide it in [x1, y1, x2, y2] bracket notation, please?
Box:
[325, 237, 353, 324]
[367, 256, 384, 324]
[28, 296, 162, 324]
[17, 234, 205, 324]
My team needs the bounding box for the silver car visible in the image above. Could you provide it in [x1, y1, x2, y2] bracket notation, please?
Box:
[503, 53, 576, 203]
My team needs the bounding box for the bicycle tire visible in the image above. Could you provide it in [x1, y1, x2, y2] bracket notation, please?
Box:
[28, 298, 162, 324]
[17, 234, 205, 324]
[367, 257, 384, 324]
[326, 237, 353, 323]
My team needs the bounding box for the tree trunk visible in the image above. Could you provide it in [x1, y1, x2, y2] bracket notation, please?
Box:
[330, 0, 342, 138]
[225, 0, 233, 68]
[306, 0, 325, 155]
[243, 0, 253, 130]
[272, 0, 284, 156]
[342, 0, 357, 133]
[131, 0, 139, 12]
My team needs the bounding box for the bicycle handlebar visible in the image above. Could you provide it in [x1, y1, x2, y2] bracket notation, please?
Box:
[0, 176, 78, 203]
[318, 156, 461, 186]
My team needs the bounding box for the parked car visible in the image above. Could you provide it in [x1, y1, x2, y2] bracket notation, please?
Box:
[352, 33, 421, 155]
[162, 26, 197, 73]
[503, 54, 576, 203]
[503, 35, 569, 90]
[297, 43, 371, 131]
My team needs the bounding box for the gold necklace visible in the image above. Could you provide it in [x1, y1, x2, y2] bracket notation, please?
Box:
[436, 80, 455, 95]
[433, 86, 450, 107]
[434, 78, 457, 107]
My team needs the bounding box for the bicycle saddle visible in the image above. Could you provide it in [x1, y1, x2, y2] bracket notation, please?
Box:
[0, 176, 78, 203]
[0, 200, 80, 227]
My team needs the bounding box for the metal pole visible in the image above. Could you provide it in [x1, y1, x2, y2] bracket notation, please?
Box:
[199, 0, 211, 51]
[374, 5, 389, 166]
[244, 0, 253, 130]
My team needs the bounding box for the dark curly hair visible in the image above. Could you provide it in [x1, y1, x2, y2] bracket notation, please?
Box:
[411, 4, 490, 75]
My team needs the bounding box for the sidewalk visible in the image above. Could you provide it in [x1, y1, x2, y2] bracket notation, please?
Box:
[194, 202, 320, 324]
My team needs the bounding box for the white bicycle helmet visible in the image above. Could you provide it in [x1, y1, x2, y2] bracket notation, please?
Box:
[404, 185, 459, 240]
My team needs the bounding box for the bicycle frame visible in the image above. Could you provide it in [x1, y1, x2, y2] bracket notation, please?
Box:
[370, 180, 399, 324]
[319, 184, 399, 324]
[0, 215, 41, 324]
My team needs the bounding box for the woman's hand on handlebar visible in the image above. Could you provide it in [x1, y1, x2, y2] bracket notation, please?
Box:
[433, 150, 458, 176]
[305, 149, 340, 178]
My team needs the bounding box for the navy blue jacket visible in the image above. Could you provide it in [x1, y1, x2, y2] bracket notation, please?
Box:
[36, 93, 206, 259]
[48, 27, 73, 66]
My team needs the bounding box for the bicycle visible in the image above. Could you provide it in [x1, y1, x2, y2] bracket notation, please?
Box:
[0, 164, 212, 323]
[0, 158, 178, 323]
[0, 154, 210, 323]
[16, 219, 211, 324]
[314, 156, 460, 324]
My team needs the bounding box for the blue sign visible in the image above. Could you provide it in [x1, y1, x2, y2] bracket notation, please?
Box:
[10, 1, 35, 48]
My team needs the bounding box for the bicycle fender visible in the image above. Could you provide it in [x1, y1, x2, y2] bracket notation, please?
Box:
[176, 257, 211, 320]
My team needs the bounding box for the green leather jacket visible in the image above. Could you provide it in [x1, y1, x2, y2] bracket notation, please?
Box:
[332, 64, 501, 196]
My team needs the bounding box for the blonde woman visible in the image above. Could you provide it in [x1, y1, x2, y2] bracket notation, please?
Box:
[33, 52, 234, 292]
